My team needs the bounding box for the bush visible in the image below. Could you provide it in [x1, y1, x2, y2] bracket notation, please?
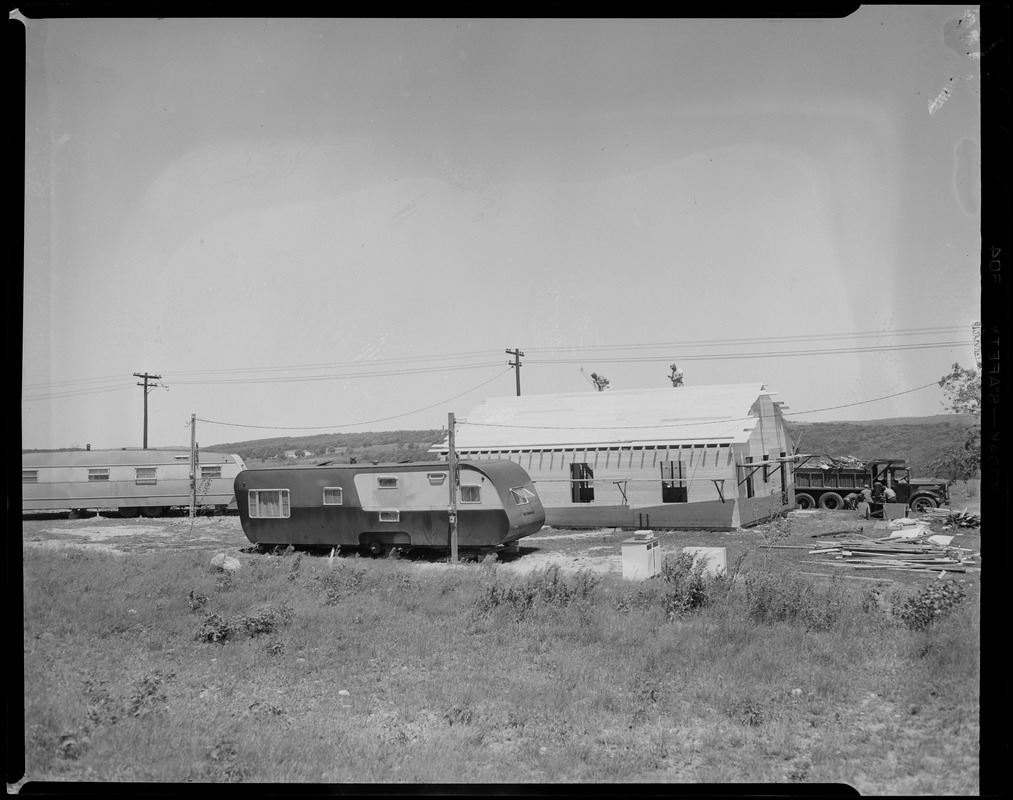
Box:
[475, 565, 600, 620]
[743, 571, 846, 632]
[196, 612, 233, 643]
[892, 580, 968, 631]
[659, 553, 712, 619]
[238, 604, 291, 637]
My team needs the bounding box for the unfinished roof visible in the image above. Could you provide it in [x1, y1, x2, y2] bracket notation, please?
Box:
[437, 384, 779, 451]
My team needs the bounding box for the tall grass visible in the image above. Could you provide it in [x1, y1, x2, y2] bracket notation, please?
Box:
[21, 546, 978, 790]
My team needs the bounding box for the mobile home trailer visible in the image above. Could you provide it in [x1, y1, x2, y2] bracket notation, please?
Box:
[235, 459, 545, 553]
[22, 448, 247, 517]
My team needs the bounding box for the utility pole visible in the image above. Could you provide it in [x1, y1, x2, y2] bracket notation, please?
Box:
[505, 348, 524, 396]
[447, 413, 460, 564]
[133, 372, 162, 449]
[189, 414, 197, 519]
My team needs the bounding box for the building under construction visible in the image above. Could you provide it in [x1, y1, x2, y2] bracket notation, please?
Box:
[430, 383, 796, 530]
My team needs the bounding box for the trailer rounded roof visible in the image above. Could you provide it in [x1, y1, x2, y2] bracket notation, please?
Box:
[432, 384, 780, 451]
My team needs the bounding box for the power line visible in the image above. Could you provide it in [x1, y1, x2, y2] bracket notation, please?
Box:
[171, 361, 505, 386]
[456, 381, 944, 432]
[196, 368, 513, 431]
[532, 341, 971, 364]
[21, 326, 972, 394]
[523, 325, 970, 354]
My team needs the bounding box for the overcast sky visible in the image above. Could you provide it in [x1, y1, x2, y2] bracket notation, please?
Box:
[20, 9, 982, 450]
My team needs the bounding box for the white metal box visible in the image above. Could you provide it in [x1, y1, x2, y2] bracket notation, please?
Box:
[681, 546, 727, 578]
[621, 531, 660, 581]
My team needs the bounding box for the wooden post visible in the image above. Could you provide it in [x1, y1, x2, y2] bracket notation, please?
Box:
[448, 412, 459, 564]
[189, 414, 196, 519]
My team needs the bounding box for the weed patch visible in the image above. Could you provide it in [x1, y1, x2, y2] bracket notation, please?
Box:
[475, 564, 601, 621]
[195, 611, 233, 643]
[891, 580, 968, 631]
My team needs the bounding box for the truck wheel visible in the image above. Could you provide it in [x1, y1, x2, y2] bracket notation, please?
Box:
[794, 493, 816, 510]
[909, 496, 938, 513]
[819, 492, 844, 510]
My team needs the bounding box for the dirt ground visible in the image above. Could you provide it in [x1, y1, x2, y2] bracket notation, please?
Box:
[20, 503, 982, 582]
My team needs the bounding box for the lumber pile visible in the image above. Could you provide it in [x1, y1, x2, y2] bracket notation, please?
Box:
[806, 530, 978, 573]
[921, 507, 981, 528]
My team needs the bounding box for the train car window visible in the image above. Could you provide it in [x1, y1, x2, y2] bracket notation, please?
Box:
[23, 470, 38, 483]
[323, 487, 343, 505]
[379, 510, 400, 522]
[249, 489, 290, 518]
[135, 467, 157, 485]
[460, 485, 481, 503]
[88, 468, 110, 481]
[510, 487, 535, 505]
[201, 466, 223, 479]
[378, 477, 398, 489]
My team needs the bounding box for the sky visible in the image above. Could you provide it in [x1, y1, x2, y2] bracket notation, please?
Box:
[20, 9, 983, 451]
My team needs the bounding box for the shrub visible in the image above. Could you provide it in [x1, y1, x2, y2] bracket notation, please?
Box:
[892, 580, 968, 631]
[196, 612, 233, 643]
[742, 571, 845, 632]
[238, 604, 291, 637]
[474, 565, 600, 621]
[659, 553, 712, 619]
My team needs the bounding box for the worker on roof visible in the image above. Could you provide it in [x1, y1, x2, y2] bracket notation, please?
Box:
[669, 364, 684, 387]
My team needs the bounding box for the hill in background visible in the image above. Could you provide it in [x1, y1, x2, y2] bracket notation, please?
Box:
[784, 416, 978, 476]
[201, 415, 978, 477]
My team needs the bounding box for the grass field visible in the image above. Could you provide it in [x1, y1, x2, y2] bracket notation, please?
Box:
[19, 500, 982, 791]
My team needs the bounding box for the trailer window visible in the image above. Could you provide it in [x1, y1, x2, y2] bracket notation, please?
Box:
[88, 468, 110, 482]
[427, 472, 447, 485]
[379, 510, 400, 522]
[378, 477, 398, 489]
[23, 470, 39, 483]
[510, 487, 535, 505]
[460, 485, 481, 503]
[201, 466, 223, 479]
[135, 467, 157, 485]
[249, 489, 290, 518]
[323, 487, 343, 505]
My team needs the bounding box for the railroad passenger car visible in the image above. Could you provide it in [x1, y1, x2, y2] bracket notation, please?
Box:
[234, 460, 545, 553]
[22, 448, 247, 517]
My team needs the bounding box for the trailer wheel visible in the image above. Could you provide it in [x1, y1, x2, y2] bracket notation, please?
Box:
[118, 507, 140, 518]
[367, 542, 384, 558]
[909, 495, 938, 513]
[140, 506, 164, 518]
[819, 492, 844, 510]
[794, 493, 816, 510]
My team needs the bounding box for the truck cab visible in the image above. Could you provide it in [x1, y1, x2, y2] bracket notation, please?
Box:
[867, 460, 950, 512]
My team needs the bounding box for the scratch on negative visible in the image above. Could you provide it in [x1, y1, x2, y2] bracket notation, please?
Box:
[928, 86, 952, 116]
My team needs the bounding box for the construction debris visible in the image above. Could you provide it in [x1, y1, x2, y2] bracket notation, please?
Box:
[921, 507, 981, 529]
[810, 455, 868, 470]
[805, 531, 977, 573]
